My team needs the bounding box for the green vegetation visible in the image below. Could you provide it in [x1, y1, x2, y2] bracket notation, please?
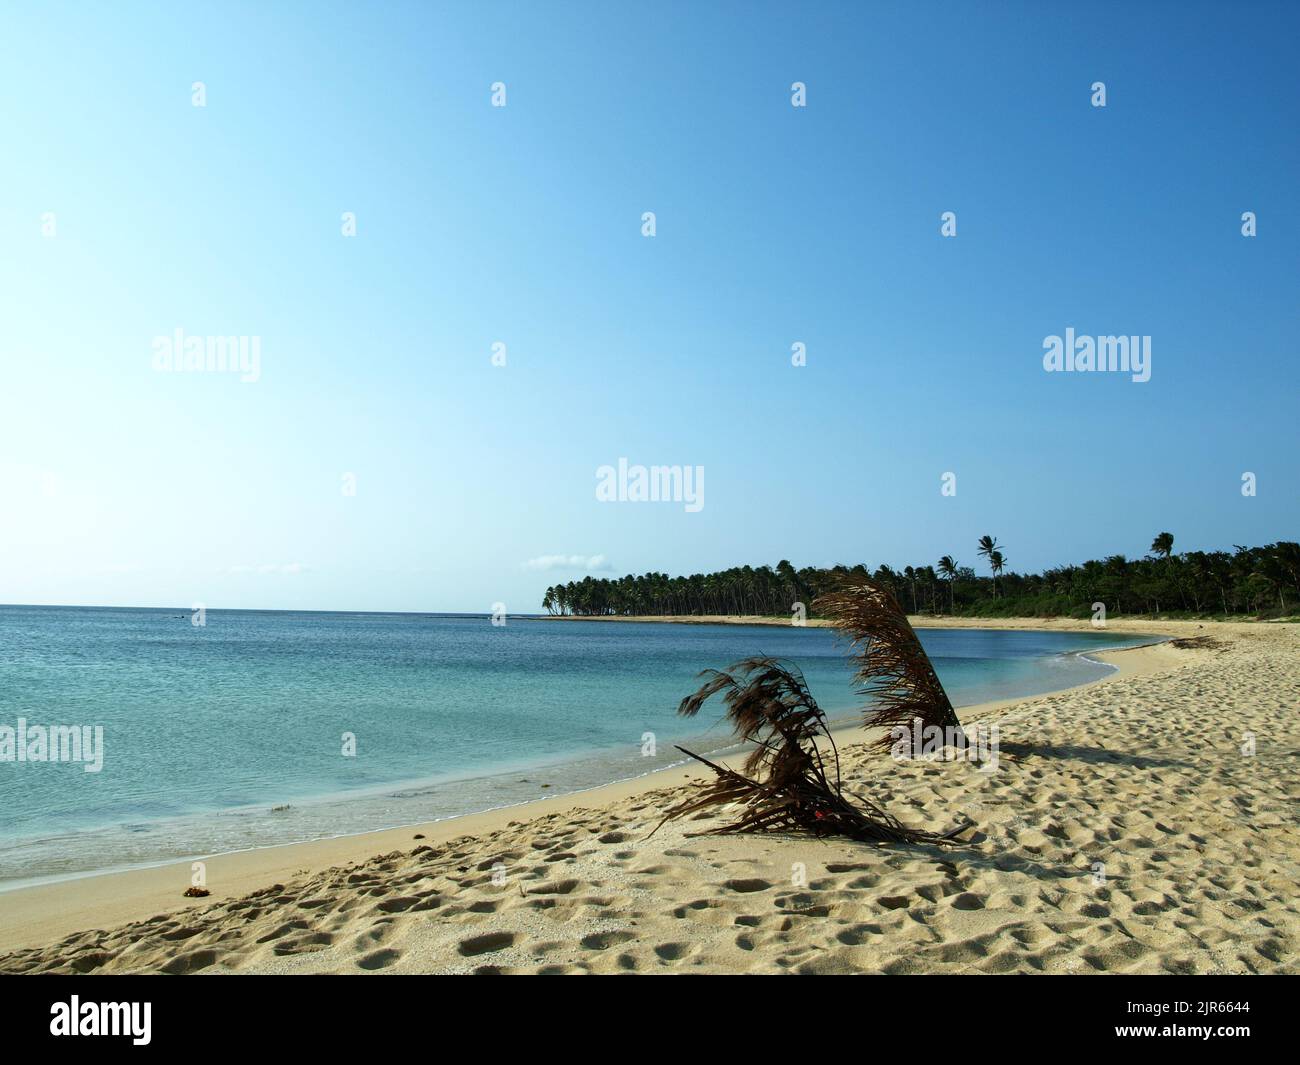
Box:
[541, 535, 1300, 620]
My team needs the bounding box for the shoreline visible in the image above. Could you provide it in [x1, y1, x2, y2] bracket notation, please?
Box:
[0, 621, 1189, 955]
[5, 617, 1294, 973]
[533, 612, 1286, 630]
[0, 620, 1156, 900]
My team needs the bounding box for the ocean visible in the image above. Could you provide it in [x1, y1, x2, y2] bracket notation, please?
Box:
[0, 606, 1154, 888]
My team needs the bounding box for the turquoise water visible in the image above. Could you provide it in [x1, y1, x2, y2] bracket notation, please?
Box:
[0, 607, 1154, 888]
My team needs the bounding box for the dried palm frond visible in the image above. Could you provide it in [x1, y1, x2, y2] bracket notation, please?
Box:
[653, 657, 960, 845]
[814, 578, 963, 752]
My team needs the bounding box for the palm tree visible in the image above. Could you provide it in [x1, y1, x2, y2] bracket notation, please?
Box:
[816, 577, 964, 746]
[1273, 541, 1300, 597]
[977, 535, 1002, 596]
[989, 549, 1005, 591]
[657, 578, 964, 844]
[937, 555, 958, 613]
[1206, 551, 1233, 614]
[1257, 550, 1291, 611]
[538, 538, 1295, 620]
[920, 565, 939, 613]
[1149, 532, 1187, 609]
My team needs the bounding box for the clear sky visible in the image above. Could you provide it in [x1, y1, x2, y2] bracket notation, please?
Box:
[1, 0, 1296, 613]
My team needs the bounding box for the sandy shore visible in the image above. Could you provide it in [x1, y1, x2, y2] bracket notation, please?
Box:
[536, 613, 842, 627]
[536, 612, 1289, 630]
[1, 618, 1296, 974]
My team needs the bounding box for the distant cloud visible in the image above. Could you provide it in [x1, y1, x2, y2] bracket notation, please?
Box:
[524, 554, 611, 573]
[226, 563, 310, 576]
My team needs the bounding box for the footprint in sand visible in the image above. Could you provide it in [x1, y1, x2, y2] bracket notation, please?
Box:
[458, 931, 517, 957]
[356, 948, 401, 970]
[527, 878, 581, 895]
[162, 949, 219, 974]
[375, 896, 422, 913]
[724, 878, 771, 893]
[579, 930, 636, 951]
[653, 942, 697, 961]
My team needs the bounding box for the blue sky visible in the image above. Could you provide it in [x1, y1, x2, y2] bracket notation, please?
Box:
[1, 0, 1296, 612]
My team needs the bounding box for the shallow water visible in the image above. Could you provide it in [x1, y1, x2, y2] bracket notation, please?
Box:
[0, 607, 1154, 887]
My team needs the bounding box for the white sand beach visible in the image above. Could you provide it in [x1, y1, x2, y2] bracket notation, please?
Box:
[1, 619, 1295, 974]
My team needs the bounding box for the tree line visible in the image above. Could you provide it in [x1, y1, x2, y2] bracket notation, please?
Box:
[541, 534, 1300, 620]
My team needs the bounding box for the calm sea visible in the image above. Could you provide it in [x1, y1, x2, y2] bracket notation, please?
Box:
[0, 606, 1154, 888]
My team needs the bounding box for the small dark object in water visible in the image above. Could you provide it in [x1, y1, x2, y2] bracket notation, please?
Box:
[183, 886, 210, 898]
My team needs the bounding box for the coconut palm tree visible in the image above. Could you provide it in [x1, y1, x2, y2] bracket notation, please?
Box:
[539, 538, 1297, 619]
[1257, 550, 1291, 611]
[977, 535, 1002, 596]
[1149, 532, 1187, 609]
[902, 565, 919, 612]
[937, 555, 959, 613]
[657, 578, 965, 844]
[816, 577, 964, 747]
[920, 565, 939, 613]
[1272, 541, 1300, 597]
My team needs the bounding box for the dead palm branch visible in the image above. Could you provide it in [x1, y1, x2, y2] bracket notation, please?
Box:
[814, 578, 964, 753]
[653, 656, 961, 845]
